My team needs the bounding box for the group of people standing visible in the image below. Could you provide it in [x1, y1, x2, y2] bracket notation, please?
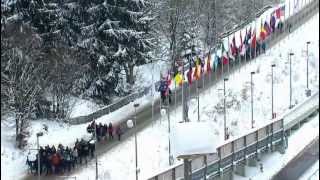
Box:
[26, 138, 95, 175]
[87, 120, 122, 141]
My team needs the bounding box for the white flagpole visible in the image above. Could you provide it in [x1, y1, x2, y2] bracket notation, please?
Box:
[227, 35, 230, 74]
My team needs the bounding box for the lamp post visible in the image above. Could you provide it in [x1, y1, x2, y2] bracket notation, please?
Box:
[161, 106, 172, 165]
[127, 103, 140, 180]
[36, 132, 43, 180]
[306, 41, 311, 96]
[197, 86, 200, 122]
[94, 120, 98, 180]
[189, 86, 201, 122]
[289, 52, 295, 109]
[251, 72, 255, 129]
[223, 78, 229, 140]
[271, 64, 276, 119]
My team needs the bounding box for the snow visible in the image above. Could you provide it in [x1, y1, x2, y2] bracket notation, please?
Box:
[234, 112, 319, 180]
[298, 161, 319, 180]
[171, 122, 218, 158]
[69, 97, 100, 118]
[1, 5, 318, 180]
[66, 11, 318, 180]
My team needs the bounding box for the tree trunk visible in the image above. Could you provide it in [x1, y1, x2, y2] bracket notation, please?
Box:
[15, 115, 19, 141]
[128, 65, 134, 85]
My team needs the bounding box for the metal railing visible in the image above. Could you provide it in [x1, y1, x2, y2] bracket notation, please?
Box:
[148, 87, 318, 180]
[147, 2, 319, 178]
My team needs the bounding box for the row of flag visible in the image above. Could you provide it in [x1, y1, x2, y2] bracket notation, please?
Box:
[158, 4, 286, 93]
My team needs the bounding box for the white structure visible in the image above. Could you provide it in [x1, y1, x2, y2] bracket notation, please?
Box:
[170, 122, 218, 158]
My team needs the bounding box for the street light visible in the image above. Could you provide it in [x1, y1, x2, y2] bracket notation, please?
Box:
[223, 78, 229, 140]
[289, 52, 295, 109]
[250, 72, 255, 129]
[36, 132, 43, 180]
[127, 103, 140, 180]
[189, 86, 201, 122]
[306, 41, 311, 97]
[94, 120, 98, 180]
[161, 107, 173, 165]
[197, 86, 200, 122]
[271, 64, 276, 119]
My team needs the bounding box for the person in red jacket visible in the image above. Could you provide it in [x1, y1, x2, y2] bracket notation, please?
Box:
[51, 153, 60, 174]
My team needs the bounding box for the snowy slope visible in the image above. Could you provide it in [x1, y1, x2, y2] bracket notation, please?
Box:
[66, 12, 319, 180]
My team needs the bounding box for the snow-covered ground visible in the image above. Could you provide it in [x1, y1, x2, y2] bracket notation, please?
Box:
[69, 97, 101, 118]
[67, 12, 319, 180]
[1, 5, 318, 180]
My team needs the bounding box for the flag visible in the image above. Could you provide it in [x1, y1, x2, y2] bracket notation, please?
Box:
[251, 30, 256, 49]
[221, 43, 229, 65]
[206, 54, 212, 74]
[232, 35, 237, 56]
[166, 71, 172, 87]
[264, 21, 271, 36]
[244, 28, 248, 45]
[174, 72, 183, 86]
[200, 57, 205, 74]
[275, 7, 281, 18]
[229, 43, 235, 61]
[240, 31, 243, 50]
[280, 5, 285, 17]
[270, 15, 276, 32]
[214, 54, 219, 70]
[240, 42, 246, 55]
[248, 27, 252, 40]
[260, 22, 267, 40]
[193, 57, 201, 80]
[158, 79, 168, 92]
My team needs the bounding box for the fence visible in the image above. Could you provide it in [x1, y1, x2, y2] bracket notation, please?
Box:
[148, 88, 318, 180]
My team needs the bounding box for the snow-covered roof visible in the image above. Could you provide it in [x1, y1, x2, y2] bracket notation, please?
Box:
[170, 122, 218, 158]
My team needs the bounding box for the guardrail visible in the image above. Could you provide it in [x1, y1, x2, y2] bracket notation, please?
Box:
[68, 86, 150, 124]
[148, 88, 318, 180]
[67, 2, 280, 125]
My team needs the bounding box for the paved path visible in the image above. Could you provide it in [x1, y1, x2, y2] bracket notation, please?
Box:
[273, 137, 319, 180]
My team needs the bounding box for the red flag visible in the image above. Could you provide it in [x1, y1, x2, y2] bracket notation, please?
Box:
[240, 31, 243, 49]
[276, 8, 281, 18]
[166, 71, 171, 86]
[251, 30, 256, 49]
[193, 58, 200, 80]
[206, 55, 211, 74]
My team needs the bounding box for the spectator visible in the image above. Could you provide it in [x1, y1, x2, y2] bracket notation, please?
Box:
[108, 122, 114, 139]
[116, 125, 122, 141]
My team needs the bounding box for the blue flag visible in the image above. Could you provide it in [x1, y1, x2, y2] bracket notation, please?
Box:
[214, 54, 219, 70]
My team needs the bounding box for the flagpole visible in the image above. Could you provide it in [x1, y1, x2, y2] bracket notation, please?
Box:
[208, 53, 212, 94]
[174, 75, 177, 119]
[151, 60, 154, 127]
[254, 0, 257, 61]
[227, 35, 230, 75]
[160, 71, 162, 125]
[202, 57, 205, 90]
[221, 41, 224, 78]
